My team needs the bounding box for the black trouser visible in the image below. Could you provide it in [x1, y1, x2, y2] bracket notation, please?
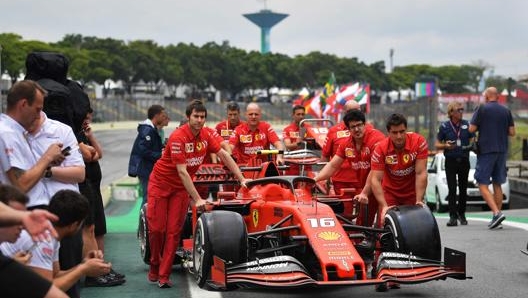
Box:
[445, 157, 470, 218]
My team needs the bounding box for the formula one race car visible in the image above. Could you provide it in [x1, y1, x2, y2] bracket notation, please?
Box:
[138, 158, 468, 291]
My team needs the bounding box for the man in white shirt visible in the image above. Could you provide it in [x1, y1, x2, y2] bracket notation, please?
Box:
[0, 80, 66, 208]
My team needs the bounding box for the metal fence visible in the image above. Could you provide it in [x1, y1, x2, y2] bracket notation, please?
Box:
[2, 94, 527, 155]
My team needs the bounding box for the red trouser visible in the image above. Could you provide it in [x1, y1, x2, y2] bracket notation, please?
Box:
[147, 180, 190, 282]
[355, 194, 379, 228]
[384, 191, 415, 207]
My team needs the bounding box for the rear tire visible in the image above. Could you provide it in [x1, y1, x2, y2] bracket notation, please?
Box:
[384, 205, 442, 261]
[193, 211, 248, 288]
[138, 204, 150, 265]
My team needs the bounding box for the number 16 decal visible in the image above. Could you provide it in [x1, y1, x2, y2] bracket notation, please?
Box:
[307, 218, 335, 228]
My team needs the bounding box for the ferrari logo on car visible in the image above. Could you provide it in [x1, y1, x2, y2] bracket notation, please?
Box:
[317, 231, 342, 241]
[252, 209, 259, 227]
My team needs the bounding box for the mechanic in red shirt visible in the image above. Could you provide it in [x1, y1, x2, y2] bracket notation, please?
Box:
[146, 100, 248, 288]
[321, 100, 363, 194]
[282, 105, 306, 175]
[229, 102, 284, 165]
[370, 113, 428, 226]
[314, 109, 385, 226]
[215, 101, 245, 150]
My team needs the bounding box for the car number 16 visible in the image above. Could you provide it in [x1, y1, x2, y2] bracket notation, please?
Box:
[307, 218, 336, 228]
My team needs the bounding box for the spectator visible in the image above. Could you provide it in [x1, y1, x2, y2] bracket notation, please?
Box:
[0, 190, 113, 293]
[370, 113, 428, 226]
[435, 101, 475, 226]
[0, 184, 32, 264]
[128, 105, 169, 205]
[469, 87, 515, 229]
[0, 197, 67, 298]
[0, 80, 65, 205]
[146, 100, 249, 288]
[228, 102, 284, 165]
[0, 80, 88, 298]
[78, 109, 126, 286]
[314, 109, 385, 226]
[321, 100, 362, 194]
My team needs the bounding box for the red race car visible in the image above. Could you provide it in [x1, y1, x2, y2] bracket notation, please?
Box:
[139, 158, 468, 291]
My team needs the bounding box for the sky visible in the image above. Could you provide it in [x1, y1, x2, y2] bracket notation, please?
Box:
[1, 0, 527, 79]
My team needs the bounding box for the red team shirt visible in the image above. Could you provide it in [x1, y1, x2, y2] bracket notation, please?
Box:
[150, 124, 221, 189]
[215, 120, 246, 141]
[282, 122, 303, 175]
[216, 120, 245, 161]
[335, 127, 385, 187]
[370, 132, 428, 205]
[282, 123, 302, 146]
[229, 121, 280, 164]
[322, 122, 357, 183]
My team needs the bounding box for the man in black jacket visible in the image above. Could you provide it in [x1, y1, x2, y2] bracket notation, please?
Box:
[128, 105, 169, 205]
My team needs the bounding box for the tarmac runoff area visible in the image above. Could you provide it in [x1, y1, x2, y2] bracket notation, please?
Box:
[93, 121, 528, 230]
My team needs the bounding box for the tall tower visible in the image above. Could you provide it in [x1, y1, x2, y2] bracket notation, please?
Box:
[243, 8, 288, 54]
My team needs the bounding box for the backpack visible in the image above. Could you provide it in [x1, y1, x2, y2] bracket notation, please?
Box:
[36, 78, 75, 129]
[25, 52, 69, 84]
[25, 52, 91, 136]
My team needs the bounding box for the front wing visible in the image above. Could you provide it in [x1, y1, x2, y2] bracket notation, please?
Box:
[208, 247, 467, 289]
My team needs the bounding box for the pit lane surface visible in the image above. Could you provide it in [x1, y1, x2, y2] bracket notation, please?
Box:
[84, 127, 528, 298]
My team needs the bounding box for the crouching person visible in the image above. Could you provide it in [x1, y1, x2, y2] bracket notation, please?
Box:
[0, 190, 114, 293]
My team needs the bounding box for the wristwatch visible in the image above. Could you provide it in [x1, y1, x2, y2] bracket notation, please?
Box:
[44, 166, 53, 178]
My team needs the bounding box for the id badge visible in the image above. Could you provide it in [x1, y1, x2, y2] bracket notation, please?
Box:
[456, 139, 461, 146]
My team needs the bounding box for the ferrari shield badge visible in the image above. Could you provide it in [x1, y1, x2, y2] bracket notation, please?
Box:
[252, 209, 259, 227]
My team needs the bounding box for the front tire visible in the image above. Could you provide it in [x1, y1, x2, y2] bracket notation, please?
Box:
[193, 211, 248, 288]
[383, 205, 442, 261]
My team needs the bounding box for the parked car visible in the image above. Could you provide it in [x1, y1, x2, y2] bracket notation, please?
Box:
[425, 152, 510, 212]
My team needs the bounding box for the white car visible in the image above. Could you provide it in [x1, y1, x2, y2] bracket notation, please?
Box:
[425, 152, 510, 212]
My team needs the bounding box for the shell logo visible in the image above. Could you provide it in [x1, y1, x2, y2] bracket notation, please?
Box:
[317, 231, 342, 241]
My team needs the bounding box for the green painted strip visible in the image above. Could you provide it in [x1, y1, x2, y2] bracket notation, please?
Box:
[106, 199, 141, 234]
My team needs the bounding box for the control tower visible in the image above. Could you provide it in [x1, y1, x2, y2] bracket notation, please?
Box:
[243, 9, 288, 54]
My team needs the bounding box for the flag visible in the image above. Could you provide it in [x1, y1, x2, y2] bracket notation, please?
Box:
[356, 84, 370, 113]
[305, 92, 323, 118]
[318, 73, 336, 118]
[327, 82, 371, 115]
[292, 87, 310, 106]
